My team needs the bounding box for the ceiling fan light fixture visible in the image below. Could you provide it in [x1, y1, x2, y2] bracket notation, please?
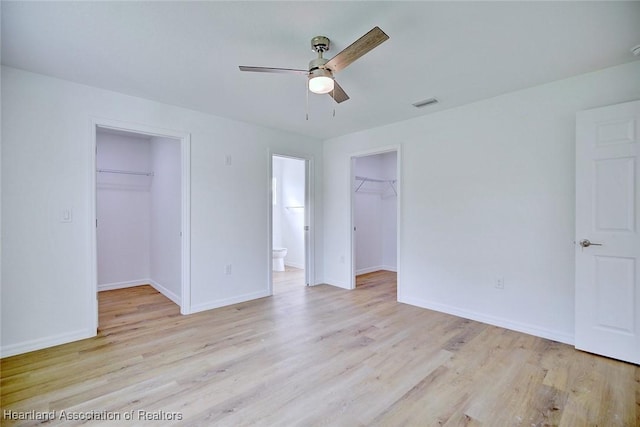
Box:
[308, 69, 334, 94]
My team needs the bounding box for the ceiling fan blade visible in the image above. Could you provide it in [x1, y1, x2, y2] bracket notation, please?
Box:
[325, 26, 389, 73]
[239, 66, 308, 75]
[328, 80, 349, 103]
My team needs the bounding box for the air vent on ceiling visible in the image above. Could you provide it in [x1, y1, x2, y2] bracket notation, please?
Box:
[412, 97, 439, 108]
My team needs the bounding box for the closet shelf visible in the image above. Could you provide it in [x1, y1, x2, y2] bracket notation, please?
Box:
[97, 168, 154, 177]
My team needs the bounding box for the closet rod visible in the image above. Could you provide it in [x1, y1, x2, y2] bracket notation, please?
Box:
[355, 175, 394, 183]
[355, 175, 397, 195]
[97, 168, 154, 177]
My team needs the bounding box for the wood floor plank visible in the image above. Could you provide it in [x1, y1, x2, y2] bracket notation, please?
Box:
[1, 271, 637, 426]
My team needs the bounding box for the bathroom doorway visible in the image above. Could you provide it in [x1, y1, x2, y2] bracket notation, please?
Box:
[271, 155, 310, 294]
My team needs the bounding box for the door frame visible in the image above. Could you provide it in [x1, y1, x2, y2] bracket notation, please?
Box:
[88, 117, 192, 333]
[349, 145, 401, 294]
[268, 151, 315, 293]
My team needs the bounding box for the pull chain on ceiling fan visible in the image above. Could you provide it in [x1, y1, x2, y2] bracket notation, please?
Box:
[239, 26, 389, 104]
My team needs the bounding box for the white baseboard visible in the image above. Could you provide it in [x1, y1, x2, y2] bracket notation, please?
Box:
[355, 265, 397, 275]
[356, 266, 381, 275]
[323, 277, 351, 290]
[148, 279, 181, 306]
[0, 328, 96, 358]
[399, 295, 574, 345]
[284, 261, 305, 269]
[190, 289, 270, 314]
[99, 279, 181, 307]
[98, 279, 149, 292]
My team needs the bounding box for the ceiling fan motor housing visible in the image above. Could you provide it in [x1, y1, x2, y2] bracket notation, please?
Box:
[309, 57, 331, 73]
[311, 36, 330, 53]
[309, 67, 333, 80]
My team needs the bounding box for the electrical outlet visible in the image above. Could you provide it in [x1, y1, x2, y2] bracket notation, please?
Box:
[339, 255, 345, 264]
[225, 264, 232, 275]
[495, 278, 505, 289]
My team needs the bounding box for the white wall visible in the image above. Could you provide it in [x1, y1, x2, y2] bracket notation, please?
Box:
[354, 189, 382, 273]
[1, 66, 323, 356]
[149, 136, 182, 301]
[381, 152, 397, 269]
[354, 154, 382, 273]
[96, 131, 152, 288]
[280, 157, 305, 269]
[272, 158, 284, 249]
[323, 61, 640, 344]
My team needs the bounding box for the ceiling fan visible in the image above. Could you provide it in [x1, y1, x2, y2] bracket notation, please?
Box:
[239, 27, 389, 104]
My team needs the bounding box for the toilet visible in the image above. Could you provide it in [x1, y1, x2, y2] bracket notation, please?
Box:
[272, 247, 288, 271]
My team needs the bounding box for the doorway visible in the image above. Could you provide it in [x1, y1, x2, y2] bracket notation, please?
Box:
[89, 119, 191, 333]
[351, 149, 399, 294]
[271, 155, 311, 294]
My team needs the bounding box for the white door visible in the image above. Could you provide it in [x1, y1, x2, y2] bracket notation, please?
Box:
[575, 100, 640, 364]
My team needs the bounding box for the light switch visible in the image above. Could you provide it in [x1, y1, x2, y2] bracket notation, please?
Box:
[61, 208, 73, 223]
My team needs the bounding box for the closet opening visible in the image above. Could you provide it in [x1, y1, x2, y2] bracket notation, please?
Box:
[90, 120, 191, 333]
[351, 150, 399, 295]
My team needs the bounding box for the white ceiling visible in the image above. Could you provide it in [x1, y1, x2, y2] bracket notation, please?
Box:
[3, 1, 639, 140]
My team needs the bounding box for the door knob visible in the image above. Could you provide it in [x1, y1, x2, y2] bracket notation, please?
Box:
[579, 239, 602, 248]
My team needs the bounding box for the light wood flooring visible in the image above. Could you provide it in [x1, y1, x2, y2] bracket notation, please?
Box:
[1, 271, 638, 426]
[272, 266, 306, 295]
